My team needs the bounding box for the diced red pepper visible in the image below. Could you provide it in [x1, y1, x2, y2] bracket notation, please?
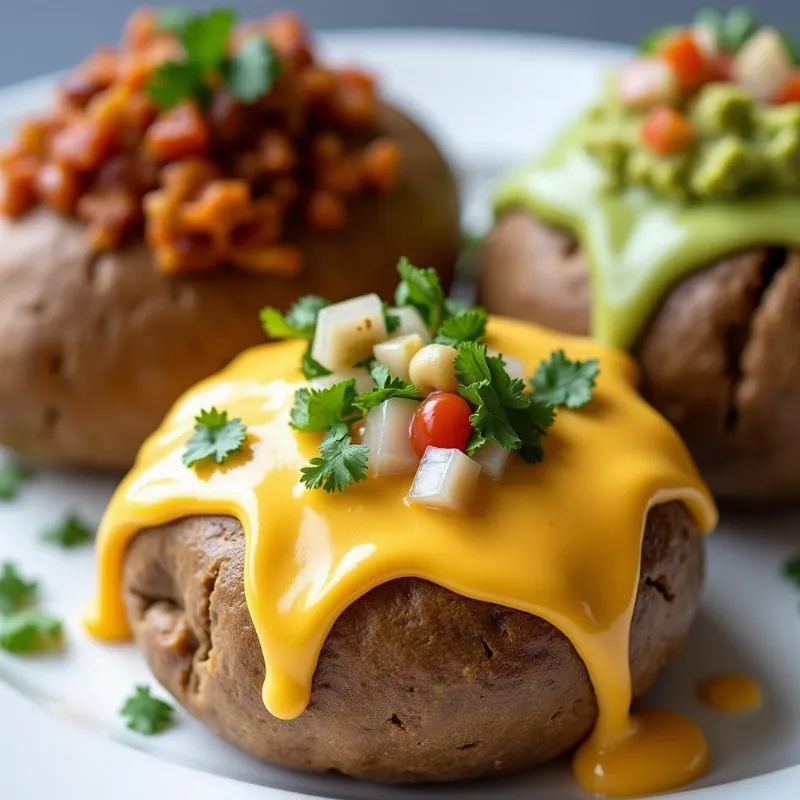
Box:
[775, 73, 800, 105]
[641, 106, 696, 156]
[659, 32, 711, 91]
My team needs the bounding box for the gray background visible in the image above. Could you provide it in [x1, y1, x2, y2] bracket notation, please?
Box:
[1, 1, 799, 87]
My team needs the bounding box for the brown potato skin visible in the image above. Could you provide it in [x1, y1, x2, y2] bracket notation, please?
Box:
[123, 502, 703, 782]
[481, 210, 800, 503]
[0, 103, 459, 469]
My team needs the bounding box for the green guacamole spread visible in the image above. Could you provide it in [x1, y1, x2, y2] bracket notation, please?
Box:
[494, 83, 800, 349]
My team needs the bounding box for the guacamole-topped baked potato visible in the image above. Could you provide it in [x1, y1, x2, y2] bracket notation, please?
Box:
[481, 10, 800, 502]
[0, 9, 459, 468]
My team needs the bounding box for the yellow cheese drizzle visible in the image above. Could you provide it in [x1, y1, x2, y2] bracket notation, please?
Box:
[86, 317, 717, 796]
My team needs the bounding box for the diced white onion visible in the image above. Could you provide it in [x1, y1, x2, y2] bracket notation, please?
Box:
[310, 368, 373, 394]
[734, 27, 794, 103]
[487, 349, 526, 381]
[408, 344, 459, 396]
[407, 446, 481, 512]
[361, 398, 420, 477]
[311, 293, 388, 371]
[373, 334, 425, 382]
[390, 306, 431, 343]
[471, 440, 511, 479]
[616, 58, 679, 109]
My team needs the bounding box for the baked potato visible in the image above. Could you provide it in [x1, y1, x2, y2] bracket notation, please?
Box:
[123, 501, 703, 782]
[0, 9, 460, 469]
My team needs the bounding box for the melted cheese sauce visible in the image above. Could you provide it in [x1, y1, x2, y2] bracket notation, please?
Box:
[85, 317, 717, 796]
[698, 673, 763, 713]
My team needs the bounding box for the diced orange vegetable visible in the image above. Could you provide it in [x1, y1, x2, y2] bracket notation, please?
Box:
[641, 106, 696, 156]
[0, 157, 39, 216]
[659, 32, 711, 91]
[319, 157, 363, 196]
[123, 7, 159, 50]
[776, 73, 800, 105]
[35, 162, 82, 214]
[180, 180, 252, 244]
[51, 120, 116, 171]
[145, 103, 210, 163]
[306, 190, 347, 231]
[362, 139, 402, 193]
[337, 67, 376, 92]
[265, 11, 311, 70]
[77, 187, 139, 250]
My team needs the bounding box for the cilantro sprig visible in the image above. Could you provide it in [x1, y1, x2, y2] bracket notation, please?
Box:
[147, 7, 282, 110]
[355, 364, 421, 412]
[0, 562, 37, 615]
[0, 562, 63, 655]
[395, 256, 448, 334]
[42, 512, 95, 549]
[299, 423, 369, 493]
[290, 380, 361, 432]
[434, 308, 487, 347]
[530, 350, 600, 410]
[120, 685, 176, 735]
[183, 407, 248, 467]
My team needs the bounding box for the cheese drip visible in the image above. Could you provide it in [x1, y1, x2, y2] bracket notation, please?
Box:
[86, 317, 717, 796]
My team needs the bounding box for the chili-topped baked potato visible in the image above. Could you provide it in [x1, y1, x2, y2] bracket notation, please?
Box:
[0, 8, 460, 468]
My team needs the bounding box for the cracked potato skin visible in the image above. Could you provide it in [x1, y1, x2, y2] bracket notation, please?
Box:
[0, 103, 460, 470]
[123, 502, 703, 783]
[481, 210, 800, 503]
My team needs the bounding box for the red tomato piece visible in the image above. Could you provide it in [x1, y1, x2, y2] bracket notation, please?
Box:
[641, 106, 696, 156]
[775, 73, 800, 105]
[410, 392, 473, 459]
[659, 32, 711, 91]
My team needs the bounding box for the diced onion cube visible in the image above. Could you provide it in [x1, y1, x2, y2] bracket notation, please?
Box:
[471, 440, 511, 479]
[390, 306, 431, 343]
[407, 446, 481, 512]
[487, 349, 526, 381]
[734, 27, 794, 103]
[311, 293, 388, 371]
[617, 58, 679, 109]
[373, 334, 425, 382]
[310, 368, 373, 394]
[362, 398, 420, 476]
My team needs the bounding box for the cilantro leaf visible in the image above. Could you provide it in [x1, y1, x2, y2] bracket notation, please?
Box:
[0, 462, 31, 501]
[225, 35, 282, 103]
[290, 381, 360, 432]
[434, 308, 488, 347]
[395, 257, 447, 333]
[720, 7, 759, 51]
[530, 350, 600, 410]
[156, 5, 191, 33]
[300, 423, 369, 493]
[301, 347, 332, 380]
[455, 343, 556, 458]
[120, 686, 175, 735]
[0, 562, 37, 615]
[183, 407, 248, 467]
[383, 302, 401, 335]
[146, 61, 209, 110]
[42, 513, 95, 549]
[785, 555, 800, 587]
[261, 295, 328, 341]
[180, 8, 236, 69]
[0, 610, 62, 654]
[355, 364, 421, 412]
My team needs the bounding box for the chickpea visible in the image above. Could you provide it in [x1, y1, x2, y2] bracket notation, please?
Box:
[408, 344, 459, 395]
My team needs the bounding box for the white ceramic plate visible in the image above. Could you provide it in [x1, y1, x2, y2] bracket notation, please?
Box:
[1, 29, 800, 800]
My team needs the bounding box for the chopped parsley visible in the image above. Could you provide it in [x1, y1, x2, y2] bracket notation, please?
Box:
[299, 423, 369, 493]
[355, 364, 421, 412]
[147, 8, 282, 109]
[530, 350, 600, 410]
[0, 462, 31, 501]
[120, 686, 176, 735]
[433, 308, 488, 347]
[261, 295, 329, 341]
[183, 407, 248, 468]
[0, 562, 37, 615]
[455, 342, 556, 461]
[42, 512, 95, 549]
[0, 610, 62, 654]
